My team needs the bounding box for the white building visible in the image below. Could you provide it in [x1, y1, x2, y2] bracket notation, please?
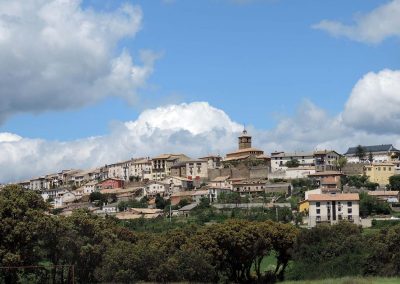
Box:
[270, 151, 315, 172]
[83, 181, 97, 194]
[102, 203, 118, 214]
[106, 160, 131, 181]
[144, 181, 169, 197]
[151, 154, 191, 181]
[129, 158, 152, 181]
[199, 155, 222, 169]
[30, 177, 46, 190]
[344, 144, 400, 163]
[208, 176, 231, 189]
[41, 188, 69, 201]
[308, 193, 360, 228]
[208, 187, 232, 203]
[185, 160, 208, 180]
[53, 191, 79, 208]
[268, 167, 316, 180]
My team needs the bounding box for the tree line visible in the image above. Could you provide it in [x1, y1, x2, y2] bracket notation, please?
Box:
[2, 185, 400, 283]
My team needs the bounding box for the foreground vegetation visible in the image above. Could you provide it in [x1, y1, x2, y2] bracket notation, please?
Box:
[2, 185, 400, 283]
[283, 277, 400, 284]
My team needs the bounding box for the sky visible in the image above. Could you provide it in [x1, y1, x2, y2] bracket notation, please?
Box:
[0, 0, 400, 182]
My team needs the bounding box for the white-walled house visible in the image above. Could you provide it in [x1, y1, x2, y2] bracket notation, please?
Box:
[53, 191, 79, 208]
[308, 193, 360, 227]
[208, 176, 231, 189]
[30, 177, 46, 190]
[185, 160, 209, 180]
[199, 155, 222, 169]
[344, 144, 400, 163]
[144, 181, 169, 197]
[129, 158, 152, 181]
[102, 203, 118, 214]
[208, 187, 232, 203]
[83, 181, 97, 195]
[270, 151, 315, 172]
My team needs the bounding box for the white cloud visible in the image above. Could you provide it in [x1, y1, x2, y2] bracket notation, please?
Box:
[2, 64, 400, 183]
[342, 69, 400, 134]
[313, 0, 400, 43]
[0, 0, 156, 123]
[0, 132, 22, 142]
[0, 102, 243, 183]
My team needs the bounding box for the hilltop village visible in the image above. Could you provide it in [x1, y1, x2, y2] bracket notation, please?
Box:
[5, 130, 400, 228]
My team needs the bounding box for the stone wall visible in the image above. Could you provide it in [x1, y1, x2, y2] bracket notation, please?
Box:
[208, 164, 269, 180]
[342, 163, 364, 176]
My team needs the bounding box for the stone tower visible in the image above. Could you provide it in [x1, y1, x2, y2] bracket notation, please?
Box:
[238, 129, 252, 150]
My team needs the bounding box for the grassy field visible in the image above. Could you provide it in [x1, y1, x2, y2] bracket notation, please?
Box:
[283, 277, 400, 284]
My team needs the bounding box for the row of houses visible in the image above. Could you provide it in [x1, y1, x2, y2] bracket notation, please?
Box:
[13, 130, 400, 196]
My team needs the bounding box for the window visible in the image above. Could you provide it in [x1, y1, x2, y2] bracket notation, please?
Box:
[316, 209, 320, 214]
[348, 215, 353, 221]
[383, 167, 386, 171]
[316, 202, 320, 207]
[389, 167, 392, 171]
[316, 216, 321, 222]
[347, 201, 352, 207]
[348, 208, 352, 214]
[338, 215, 343, 220]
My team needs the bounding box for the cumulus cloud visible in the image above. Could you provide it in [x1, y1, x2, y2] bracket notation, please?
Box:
[0, 132, 22, 143]
[313, 0, 400, 43]
[342, 69, 400, 134]
[0, 102, 244, 183]
[2, 96, 400, 183]
[0, 0, 156, 123]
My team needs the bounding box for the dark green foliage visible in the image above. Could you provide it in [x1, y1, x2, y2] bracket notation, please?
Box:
[117, 198, 148, 211]
[364, 224, 400, 276]
[287, 222, 367, 280]
[291, 178, 319, 190]
[285, 158, 300, 168]
[342, 175, 378, 189]
[389, 175, 400, 190]
[154, 194, 170, 209]
[6, 184, 400, 282]
[360, 192, 391, 217]
[356, 145, 366, 161]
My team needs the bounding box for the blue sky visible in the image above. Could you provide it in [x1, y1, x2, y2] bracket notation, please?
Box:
[1, 0, 398, 140]
[1, 0, 400, 182]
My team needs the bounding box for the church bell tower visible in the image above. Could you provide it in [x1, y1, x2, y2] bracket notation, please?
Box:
[238, 129, 252, 150]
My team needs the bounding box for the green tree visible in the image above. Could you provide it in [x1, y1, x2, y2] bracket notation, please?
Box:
[389, 175, 400, 190]
[359, 192, 391, 217]
[287, 222, 366, 280]
[286, 158, 300, 168]
[355, 145, 366, 161]
[0, 186, 49, 283]
[335, 156, 348, 171]
[368, 151, 374, 163]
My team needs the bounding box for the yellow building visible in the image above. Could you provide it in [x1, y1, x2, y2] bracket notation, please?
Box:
[364, 162, 395, 186]
[299, 200, 309, 213]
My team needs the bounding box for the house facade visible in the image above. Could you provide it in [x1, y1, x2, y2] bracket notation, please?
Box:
[308, 193, 360, 227]
[96, 178, 124, 190]
[314, 150, 341, 172]
[344, 144, 400, 163]
[151, 154, 191, 181]
[129, 158, 152, 181]
[270, 151, 315, 172]
[364, 163, 395, 185]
